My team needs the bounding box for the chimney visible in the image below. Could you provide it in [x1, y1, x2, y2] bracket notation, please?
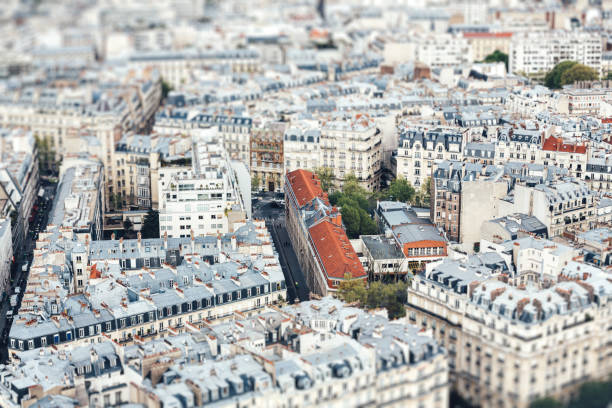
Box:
[190, 229, 195, 253]
[231, 235, 236, 251]
[217, 234, 222, 251]
[137, 232, 142, 251]
[163, 231, 168, 249]
[111, 232, 115, 241]
[119, 237, 124, 253]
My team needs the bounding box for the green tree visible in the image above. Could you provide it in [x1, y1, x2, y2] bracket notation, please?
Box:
[251, 175, 260, 192]
[340, 205, 362, 238]
[315, 167, 335, 192]
[414, 177, 432, 207]
[530, 398, 563, 408]
[386, 177, 416, 203]
[161, 79, 173, 99]
[141, 209, 160, 238]
[544, 61, 578, 89]
[482, 50, 508, 70]
[568, 380, 612, 408]
[337, 272, 367, 304]
[365, 281, 408, 320]
[560, 64, 598, 86]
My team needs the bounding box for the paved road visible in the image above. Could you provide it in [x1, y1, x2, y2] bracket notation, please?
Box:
[252, 196, 310, 303]
[0, 183, 55, 362]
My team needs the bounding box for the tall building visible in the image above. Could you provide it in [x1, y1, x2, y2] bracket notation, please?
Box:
[509, 31, 602, 77]
[250, 122, 286, 192]
[321, 113, 383, 191]
[0, 128, 39, 255]
[431, 161, 508, 248]
[406, 244, 612, 408]
[393, 128, 464, 188]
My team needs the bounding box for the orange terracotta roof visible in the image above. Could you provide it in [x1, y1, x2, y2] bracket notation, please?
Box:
[542, 136, 587, 154]
[308, 220, 366, 280]
[463, 32, 513, 38]
[90, 263, 101, 279]
[286, 169, 329, 208]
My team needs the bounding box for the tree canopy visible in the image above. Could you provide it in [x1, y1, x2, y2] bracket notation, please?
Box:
[329, 175, 378, 238]
[544, 61, 598, 89]
[560, 64, 598, 86]
[337, 273, 408, 320]
[141, 209, 160, 239]
[482, 50, 508, 70]
[386, 177, 416, 203]
[530, 379, 612, 408]
[315, 167, 335, 192]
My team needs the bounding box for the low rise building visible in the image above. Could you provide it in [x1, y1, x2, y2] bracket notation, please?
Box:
[376, 201, 447, 272]
[480, 213, 548, 244]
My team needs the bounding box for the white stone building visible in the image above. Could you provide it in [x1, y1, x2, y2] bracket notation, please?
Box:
[158, 136, 248, 238]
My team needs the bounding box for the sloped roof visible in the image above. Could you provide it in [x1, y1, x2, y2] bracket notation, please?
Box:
[542, 136, 586, 154]
[286, 169, 329, 208]
[308, 220, 366, 280]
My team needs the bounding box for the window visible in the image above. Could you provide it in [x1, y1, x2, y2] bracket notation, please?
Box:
[41, 337, 47, 346]
[28, 339, 34, 349]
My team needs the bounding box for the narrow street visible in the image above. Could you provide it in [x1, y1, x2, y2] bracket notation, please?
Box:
[252, 194, 310, 303]
[0, 183, 56, 362]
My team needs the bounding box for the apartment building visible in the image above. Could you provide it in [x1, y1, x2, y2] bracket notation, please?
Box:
[285, 169, 367, 295]
[540, 136, 588, 179]
[585, 156, 612, 192]
[431, 161, 508, 249]
[393, 128, 463, 188]
[509, 31, 602, 77]
[250, 122, 286, 192]
[128, 49, 261, 88]
[0, 219, 12, 297]
[0, 69, 161, 210]
[463, 32, 513, 62]
[556, 88, 605, 116]
[0, 128, 39, 254]
[514, 180, 597, 237]
[3, 296, 447, 408]
[158, 137, 247, 238]
[495, 127, 542, 164]
[283, 124, 321, 174]
[8, 220, 286, 358]
[110, 133, 177, 211]
[154, 110, 253, 163]
[50, 156, 104, 246]
[321, 113, 383, 191]
[406, 251, 612, 408]
[416, 34, 473, 69]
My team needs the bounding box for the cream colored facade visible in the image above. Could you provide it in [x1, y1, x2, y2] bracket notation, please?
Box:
[321, 113, 382, 191]
[407, 259, 612, 408]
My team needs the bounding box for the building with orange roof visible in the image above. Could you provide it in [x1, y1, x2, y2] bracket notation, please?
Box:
[541, 135, 587, 179]
[285, 169, 366, 296]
